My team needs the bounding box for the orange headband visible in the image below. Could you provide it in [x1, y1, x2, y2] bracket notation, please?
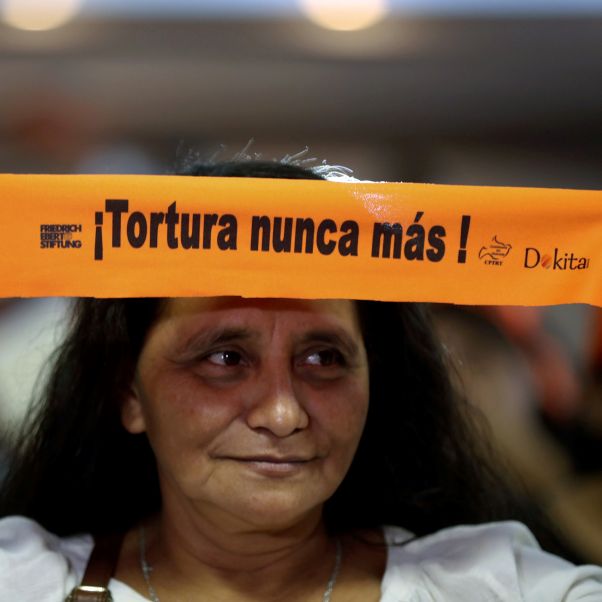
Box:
[1, 174, 600, 306]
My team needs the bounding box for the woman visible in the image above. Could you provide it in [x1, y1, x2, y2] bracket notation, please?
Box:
[0, 161, 601, 601]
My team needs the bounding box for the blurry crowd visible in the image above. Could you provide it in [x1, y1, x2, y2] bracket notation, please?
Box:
[433, 304, 602, 563]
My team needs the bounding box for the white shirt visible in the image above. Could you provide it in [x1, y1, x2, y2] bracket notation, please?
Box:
[0, 516, 601, 601]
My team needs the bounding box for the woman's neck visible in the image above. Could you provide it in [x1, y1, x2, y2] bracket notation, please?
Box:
[131, 499, 336, 601]
[116, 511, 385, 602]
[157, 497, 329, 572]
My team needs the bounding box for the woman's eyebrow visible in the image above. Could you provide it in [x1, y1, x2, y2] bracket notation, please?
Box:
[207, 327, 256, 345]
[173, 327, 256, 361]
[297, 329, 361, 358]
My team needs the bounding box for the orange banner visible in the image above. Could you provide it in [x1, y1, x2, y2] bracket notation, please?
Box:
[0, 174, 600, 306]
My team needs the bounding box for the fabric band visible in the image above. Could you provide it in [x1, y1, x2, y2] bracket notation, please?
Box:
[1, 174, 600, 306]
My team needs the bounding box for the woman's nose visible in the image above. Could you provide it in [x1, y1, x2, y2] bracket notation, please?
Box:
[246, 365, 309, 437]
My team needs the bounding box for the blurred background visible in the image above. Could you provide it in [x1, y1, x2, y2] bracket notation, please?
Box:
[0, 0, 601, 564]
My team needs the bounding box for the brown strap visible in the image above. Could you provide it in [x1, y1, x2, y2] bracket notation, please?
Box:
[65, 531, 124, 602]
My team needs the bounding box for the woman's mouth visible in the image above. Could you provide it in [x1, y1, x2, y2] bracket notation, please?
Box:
[221, 455, 316, 477]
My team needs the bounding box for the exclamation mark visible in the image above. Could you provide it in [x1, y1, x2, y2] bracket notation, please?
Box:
[457, 215, 471, 264]
[94, 211, 103, 261]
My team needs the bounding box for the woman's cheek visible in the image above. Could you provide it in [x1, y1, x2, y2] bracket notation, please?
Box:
[310, 382, 368, 437]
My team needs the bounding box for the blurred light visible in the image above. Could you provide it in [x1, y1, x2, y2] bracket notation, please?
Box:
[299, 0, 389, 31]
[1, 0, 81, 31]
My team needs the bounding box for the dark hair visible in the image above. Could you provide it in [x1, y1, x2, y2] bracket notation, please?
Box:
[0, 161, 545, 545]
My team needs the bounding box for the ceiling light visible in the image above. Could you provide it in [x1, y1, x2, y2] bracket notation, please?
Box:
[1, 0, 81, 31]
[299, 0, 389, 31]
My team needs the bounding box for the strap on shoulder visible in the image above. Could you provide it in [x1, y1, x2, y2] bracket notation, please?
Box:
[65, 531, 124, 602]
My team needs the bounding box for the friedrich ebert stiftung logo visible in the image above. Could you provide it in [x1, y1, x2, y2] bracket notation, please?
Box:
[40, 224, 82, 249]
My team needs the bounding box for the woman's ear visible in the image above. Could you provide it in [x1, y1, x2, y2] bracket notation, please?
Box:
[121, 385, 147, 434]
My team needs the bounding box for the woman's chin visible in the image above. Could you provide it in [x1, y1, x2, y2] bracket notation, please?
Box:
[231, 495, 324, 532]
[192, 488, 326, 533]
[164, 461, 338, 532]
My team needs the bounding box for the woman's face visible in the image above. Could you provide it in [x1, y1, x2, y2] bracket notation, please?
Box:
[122, 298, 370, 531]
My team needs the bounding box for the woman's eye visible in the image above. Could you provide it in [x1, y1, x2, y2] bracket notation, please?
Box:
[205, 350, 243, 367]
[304, 349, 345, 367]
